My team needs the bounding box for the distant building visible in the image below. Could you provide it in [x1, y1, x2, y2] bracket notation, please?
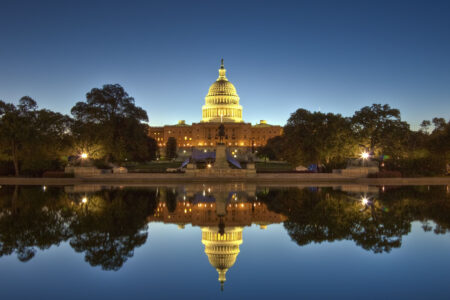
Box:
[149, 59, 282, 150]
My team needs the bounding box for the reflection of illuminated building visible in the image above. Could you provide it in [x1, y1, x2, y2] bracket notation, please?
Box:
[148, 186, 285, 290]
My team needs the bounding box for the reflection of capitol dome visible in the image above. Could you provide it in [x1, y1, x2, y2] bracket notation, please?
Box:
[202, 59, 243, 123]
[201, 226, 243, 290]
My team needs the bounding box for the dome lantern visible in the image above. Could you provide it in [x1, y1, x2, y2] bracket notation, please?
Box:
[218, 58, 227, 79]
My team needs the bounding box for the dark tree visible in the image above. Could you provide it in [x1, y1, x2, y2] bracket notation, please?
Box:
[0, 97, 38, 175]
[283, 109, 357, 167]
[352, 104, 410, 158]
[166, 137, 177, 160]
[146, 136, 158, 161]
[166, 189, 178, 213]
[428, 118, 450, 160]
[0, 97, 71, 176]
[257, 136, 285, 161]
[70, 84, 149, 162]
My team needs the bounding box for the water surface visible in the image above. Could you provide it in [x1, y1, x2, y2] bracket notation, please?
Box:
[0, 184, 449, 299]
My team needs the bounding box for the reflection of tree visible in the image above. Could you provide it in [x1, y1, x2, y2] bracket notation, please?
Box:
[0, 187, 158, 270]
[166, 189, 178, 213]
[69, 189, 158, 271]
[378, 186, 450, 234]
[350, 197, 407, 253]
[0, 186, 73, 261]
[259, 187, 416, 253]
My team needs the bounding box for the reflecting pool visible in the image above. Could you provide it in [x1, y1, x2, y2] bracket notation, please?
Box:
[0, 184, 449, 299]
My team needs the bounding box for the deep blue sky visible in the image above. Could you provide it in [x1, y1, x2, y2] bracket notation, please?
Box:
[1, 0, 449, 127]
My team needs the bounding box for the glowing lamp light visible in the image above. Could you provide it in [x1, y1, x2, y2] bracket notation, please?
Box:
[361, 152, 369, 160]
[207, 163, 212, 168]
[82, 197, 88, 204]
[81, 153, 88, 159]
[361, 197, 368, 206]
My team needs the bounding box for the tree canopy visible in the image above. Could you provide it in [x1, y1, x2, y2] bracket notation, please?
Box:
[70, 84, 151, 162]
[352, 104, 410, 158]
[0, 97, 71, 176]
[270, 109, 357, 168]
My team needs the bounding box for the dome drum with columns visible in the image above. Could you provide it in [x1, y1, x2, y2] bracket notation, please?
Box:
[148, 59, 282, 151]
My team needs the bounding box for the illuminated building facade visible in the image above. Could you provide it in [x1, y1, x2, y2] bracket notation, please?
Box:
[149, 60, 282, 149]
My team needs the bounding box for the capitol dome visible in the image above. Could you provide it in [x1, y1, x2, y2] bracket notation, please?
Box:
[206, 77, 238, 97]
[202, 59, 243, 123]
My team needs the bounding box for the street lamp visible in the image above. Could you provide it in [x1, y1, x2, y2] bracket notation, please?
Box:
[81, 153, 88, 159]
[361, 196, 368, 206]
[360, 151, 369, 167]
[361, 152, 369, 160]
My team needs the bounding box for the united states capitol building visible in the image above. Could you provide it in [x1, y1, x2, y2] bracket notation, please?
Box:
[149, 60, 282, 150]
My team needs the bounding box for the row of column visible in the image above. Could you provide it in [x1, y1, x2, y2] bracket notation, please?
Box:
[203, 108, 242, 118]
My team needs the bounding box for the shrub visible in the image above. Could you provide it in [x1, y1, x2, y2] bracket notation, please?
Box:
[368, 171, 402, 178]
[384, 156, 446, 177]
[323, 160, 348, 173]
[92, 159, 113, 169]
[42, 171, 74, 178]
[21, 159, 65, 177]
[0, 161, 15, 176]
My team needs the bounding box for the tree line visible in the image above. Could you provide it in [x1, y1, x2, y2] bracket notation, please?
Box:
[0, 84, 157, 176]
[259, 104, 449, 175]
[1, 85, 448, 176]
